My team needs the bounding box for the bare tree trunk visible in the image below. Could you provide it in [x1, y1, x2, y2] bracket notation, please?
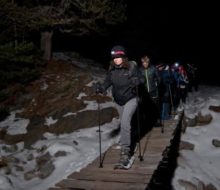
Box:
[40, 31, 53, 61]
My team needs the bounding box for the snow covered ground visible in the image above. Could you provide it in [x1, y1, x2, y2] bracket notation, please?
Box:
[1, 85, 220, 190]
[172, 85, 220, 189]
[0, 100, 120, 190]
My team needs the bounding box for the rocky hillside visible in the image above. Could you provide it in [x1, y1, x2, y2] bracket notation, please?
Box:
[0, 53, 118, 185]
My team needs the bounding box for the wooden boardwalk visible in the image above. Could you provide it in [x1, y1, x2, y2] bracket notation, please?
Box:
[48, 118, 178, 190]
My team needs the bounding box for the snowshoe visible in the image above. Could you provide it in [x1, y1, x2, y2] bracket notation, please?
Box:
[114, 155, 135, 170]
[114, 150, 135, 170]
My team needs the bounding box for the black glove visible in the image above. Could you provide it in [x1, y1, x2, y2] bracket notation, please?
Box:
[130, 77, 139, 87]
[93, 83, 105, 94]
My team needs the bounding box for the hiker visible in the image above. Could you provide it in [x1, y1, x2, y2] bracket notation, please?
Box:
[139, 55, 162, 126]
[95, 45, 144, 169]
[186, 62, 199, 92]
[171, 62, 181, 112]
[176, 65, 189, 105]
[156, 63, 174, 120]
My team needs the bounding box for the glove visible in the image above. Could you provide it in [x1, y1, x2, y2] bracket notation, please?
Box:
[130, 77, 139, 87]
[96, 86, 105, 94]
[93, 83, 105, 94]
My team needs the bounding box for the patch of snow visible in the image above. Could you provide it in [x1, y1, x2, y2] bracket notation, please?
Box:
[0, 110, 29, 135]
[44, 117, 58, 126]
[76, 92, 87, 100]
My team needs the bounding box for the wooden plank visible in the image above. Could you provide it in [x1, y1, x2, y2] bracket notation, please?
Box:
[68, 169, 151, 183]
[74, 168, 154, 178]
[82, 162, 157, 174]
[48, 188, 82, 190]
[78, 165, 155, 175]
[56, 179, 147, 190]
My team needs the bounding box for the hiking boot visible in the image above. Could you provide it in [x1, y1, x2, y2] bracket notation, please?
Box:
[114, 148, 135, 169]
[118, 150, 131, 167]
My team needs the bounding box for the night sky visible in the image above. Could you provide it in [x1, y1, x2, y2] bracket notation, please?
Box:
[53, 1, 219, 85]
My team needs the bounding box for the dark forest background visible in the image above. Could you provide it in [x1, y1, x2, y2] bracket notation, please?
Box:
[53, 1, 219, 85]
[0, 0, 219, 86]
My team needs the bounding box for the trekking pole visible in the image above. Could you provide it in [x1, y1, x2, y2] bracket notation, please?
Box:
[168, 69, 175, 115]
[136, 85, 144, 161]
[156, 98, 164, 133]
[161, 102, 165, 133]
[97, 95, 103, 168]
[168, 84, 174, 115]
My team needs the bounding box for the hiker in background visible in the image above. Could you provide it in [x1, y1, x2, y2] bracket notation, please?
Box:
[139, 55, 162, 126]
[171, 62, 181, 113]
[186, 62, 199, 92]
[156, 63, 174, 120]
[176, 65, 189, 106]
[95, 45, 144, 169]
